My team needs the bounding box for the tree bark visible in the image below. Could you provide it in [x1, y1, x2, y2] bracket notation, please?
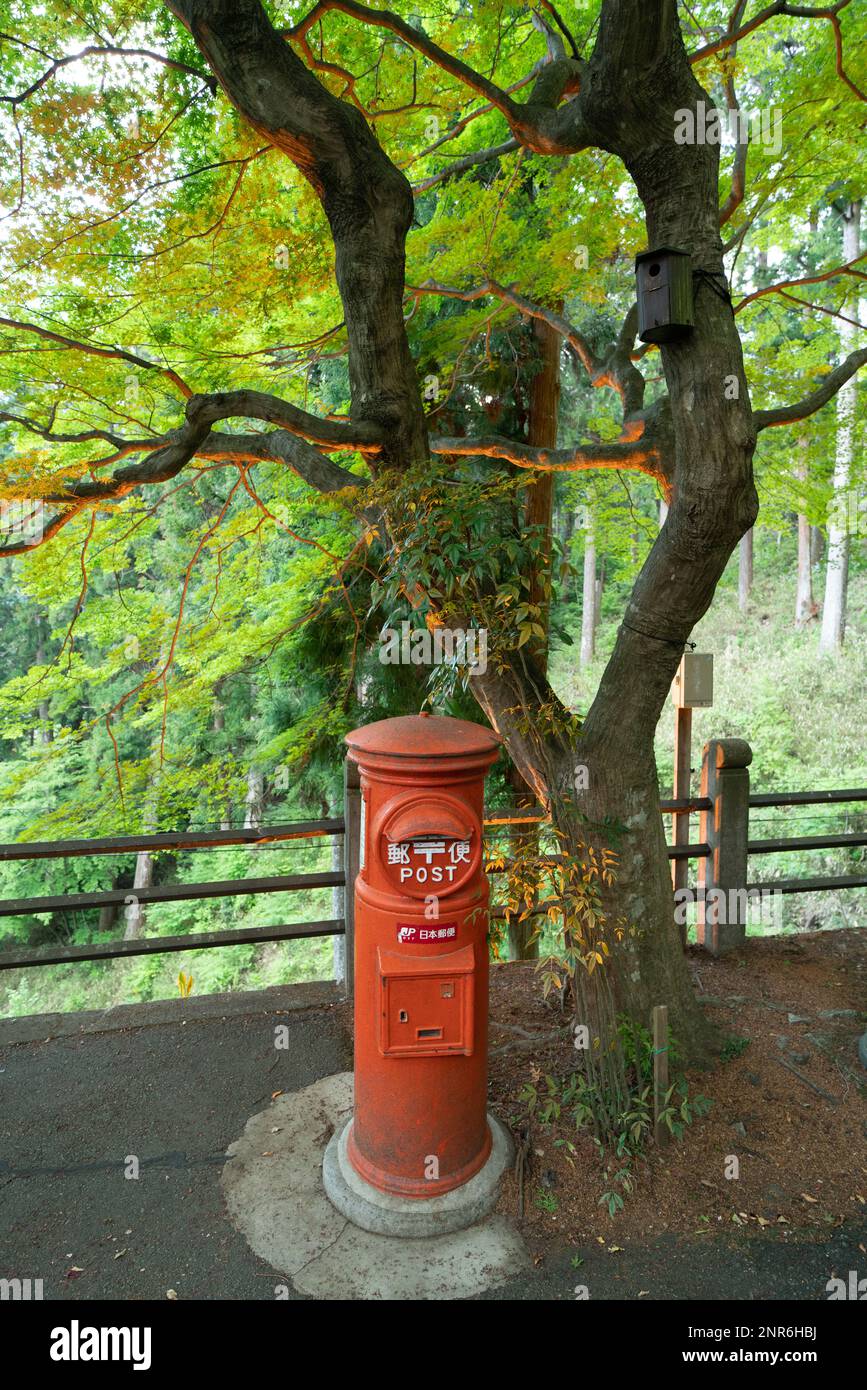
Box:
[243, 766, 264, 830]
[795, 439, 815, 625]
[580, 509, 597, 667]
[210, 701, 232, 830]
[35, 629, 51, 744]
[738, 528, 753, 612]
[99, 903, 119, 933]
[123, 849, 154, 941]
[548, 2, 757, 1057]
[508, 309, 561, 961]
[819, 201, 861, 654]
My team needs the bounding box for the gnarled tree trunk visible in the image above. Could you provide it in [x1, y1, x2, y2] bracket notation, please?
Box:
[164, 0, 867, 1066]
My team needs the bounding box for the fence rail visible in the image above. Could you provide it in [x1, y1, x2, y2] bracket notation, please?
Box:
[4, 920, 344, 969]
[0, 818, 344, 861]
[0, 741, 864, 980]
[748, 788, 867, 807]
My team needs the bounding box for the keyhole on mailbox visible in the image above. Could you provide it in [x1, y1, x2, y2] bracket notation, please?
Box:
[441, 983, 453, 998]
[398, 1009, 408, 1023]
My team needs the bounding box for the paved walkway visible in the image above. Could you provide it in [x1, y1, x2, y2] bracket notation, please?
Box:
[1, 987, 863, 1300]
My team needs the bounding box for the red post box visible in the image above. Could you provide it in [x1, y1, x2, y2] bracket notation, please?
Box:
[324, 713, 508, 1229]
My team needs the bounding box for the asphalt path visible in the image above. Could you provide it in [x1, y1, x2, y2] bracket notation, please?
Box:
[1, 990, 863, 1302]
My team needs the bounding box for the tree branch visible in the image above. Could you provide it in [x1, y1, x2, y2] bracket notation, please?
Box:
[183, 390, 383, 451]
[753, 346, 867, 431]
[735, 252, 867, 313]
[0, 390, 373, 557]
[0, 411, 154, 456]
[198, 430, 366, 493]
[285, 0, 589, 154]
[402, 75, 536, 172]
[535, 2, 581, 59]
[0, 37, 211, 104]
[689, 1, 865, 104]
[718, 71, 748, 227]
[412, 139, 520, 193]
[410, 277, 605, 381]
[412, 278, 646, 415]
[0, 507, 93, 557]
[430, 432, 663, 481]
[0, 315, 192, 399]
[166, 0, 426, 462]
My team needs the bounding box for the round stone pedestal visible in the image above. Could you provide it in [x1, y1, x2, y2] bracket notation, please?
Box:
[323, 1112, 513, 1238]
[220, 1072, 528, 1299]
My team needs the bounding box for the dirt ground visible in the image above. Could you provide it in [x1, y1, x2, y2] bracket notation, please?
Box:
[487, 930, 867, 1254]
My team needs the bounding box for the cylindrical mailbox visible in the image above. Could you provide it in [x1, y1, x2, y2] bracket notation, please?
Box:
[344, 712, 500, 1199]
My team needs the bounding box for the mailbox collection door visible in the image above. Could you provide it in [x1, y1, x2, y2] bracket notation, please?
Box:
[344, 713, 500, 1199]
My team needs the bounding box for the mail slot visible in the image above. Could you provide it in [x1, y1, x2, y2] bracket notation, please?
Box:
[379, 942, 475, 1057]
[340, 712, 500, 1200]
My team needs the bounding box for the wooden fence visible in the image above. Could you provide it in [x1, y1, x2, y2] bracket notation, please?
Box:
[0, 739, 864, 994]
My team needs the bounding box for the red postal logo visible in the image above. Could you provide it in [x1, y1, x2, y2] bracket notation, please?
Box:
[396, 922, 457, 944]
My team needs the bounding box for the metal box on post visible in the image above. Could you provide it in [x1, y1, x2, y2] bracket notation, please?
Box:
[635, 246, 694, 344]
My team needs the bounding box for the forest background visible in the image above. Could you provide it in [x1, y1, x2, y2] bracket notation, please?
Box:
[0, 0, 863, 1017]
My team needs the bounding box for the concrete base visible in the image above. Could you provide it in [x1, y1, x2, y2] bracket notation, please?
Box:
[221, 1071, 529, 1299]
[323, 1113, 513, 1238]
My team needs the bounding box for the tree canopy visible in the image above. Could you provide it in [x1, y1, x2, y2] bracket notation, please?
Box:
[0, 0, 864, 1049]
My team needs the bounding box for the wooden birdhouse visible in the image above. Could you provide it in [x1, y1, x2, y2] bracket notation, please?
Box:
[635, 247, 694, 344]
[671, 652, 714, 709]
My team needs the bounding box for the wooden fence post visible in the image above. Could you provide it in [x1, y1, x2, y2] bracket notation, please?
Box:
[671, 704, 693, 935]
[697, 738, 752, 955]
[341, 756, 361, 1000]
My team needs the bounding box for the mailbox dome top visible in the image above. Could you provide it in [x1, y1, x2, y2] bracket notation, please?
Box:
[346, 713, 500, 761]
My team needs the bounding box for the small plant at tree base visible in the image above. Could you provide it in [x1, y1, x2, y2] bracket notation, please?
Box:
[522, 1050, 711, 1217]
[598, 1165, 633, 1218]
[521, 1070, 580, 1125]
[656, 1076, 712, 1141]
[720, 1034, 750, 1062]
[617, 1017, 682, 1083]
